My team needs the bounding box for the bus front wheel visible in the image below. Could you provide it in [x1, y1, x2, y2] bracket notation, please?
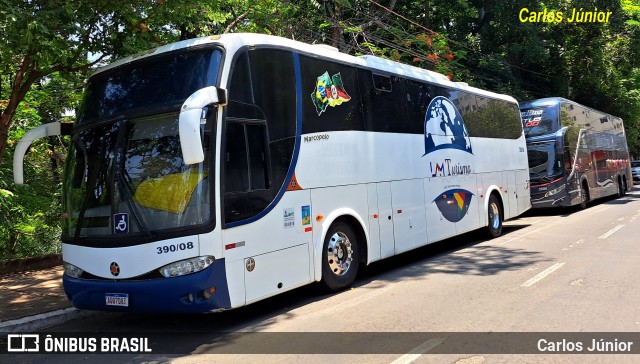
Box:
[320, 221, 360, 292]
[486, 194, 503, 238]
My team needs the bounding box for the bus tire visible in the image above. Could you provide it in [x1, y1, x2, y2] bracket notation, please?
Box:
[617, 176, 624, 197]
[320, 221, 360, 292]
[579, 182, 589, 209]
[486, 194, 503, 238]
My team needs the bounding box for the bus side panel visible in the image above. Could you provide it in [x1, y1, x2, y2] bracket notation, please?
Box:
[225, 259, 246, 309]
[221, 190, 313, 307]
[375, 182, 395, 260]
[244, 243, 310, 305]
[390, 178, 428, 254]
[480, 172, 505, 219]
[501, 170, 517, 220]
[366, 183, 383, 263]
[424, 177, 457, 244]
[453, 173, 481, 235]
[516, 169, 532, 214]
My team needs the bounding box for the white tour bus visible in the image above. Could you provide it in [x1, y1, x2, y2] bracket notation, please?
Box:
[14, 33, 530, 312]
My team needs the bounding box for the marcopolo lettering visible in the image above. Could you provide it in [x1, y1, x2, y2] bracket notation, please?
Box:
[304, 134, 330, 142]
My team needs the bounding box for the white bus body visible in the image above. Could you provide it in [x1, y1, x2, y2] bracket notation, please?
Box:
[14, 33, 530, 312]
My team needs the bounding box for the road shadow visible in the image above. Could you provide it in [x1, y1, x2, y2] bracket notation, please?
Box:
[355, 224, 546, 284]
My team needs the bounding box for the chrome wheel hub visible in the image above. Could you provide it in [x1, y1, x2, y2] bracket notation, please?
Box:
[490, 203, 500, 229]
[327, 232, 353, 276]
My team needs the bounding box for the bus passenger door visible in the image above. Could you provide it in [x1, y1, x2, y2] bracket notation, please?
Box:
[375, 182, 395, 259]
[391, 179, 428, 253]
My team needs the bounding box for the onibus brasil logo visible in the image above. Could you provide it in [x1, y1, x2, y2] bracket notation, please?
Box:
[424, 96, 474, 223]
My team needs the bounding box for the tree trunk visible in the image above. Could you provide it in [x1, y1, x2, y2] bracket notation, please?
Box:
[0, 53, 42, 161]
[0, 114, 11, 162]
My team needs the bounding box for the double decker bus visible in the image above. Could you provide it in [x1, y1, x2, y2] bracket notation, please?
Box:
[14, 33, 530, 312]
[520, 97, 632, 209]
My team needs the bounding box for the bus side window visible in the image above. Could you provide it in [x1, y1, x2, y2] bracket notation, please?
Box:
[224, 122, 249, 193]
[358, 70, 410, 133]
[224, 48, 296, 225]
[246, 124, 269, 190]
[228, 52, 254, 104]
[404, 79, 433, 134]
[300, 55, 364, 134]
[455, 92, 522, 139]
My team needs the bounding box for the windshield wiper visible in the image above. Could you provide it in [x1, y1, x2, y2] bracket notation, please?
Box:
[74, 139, 103, 240]
[118, 169, 152, 237]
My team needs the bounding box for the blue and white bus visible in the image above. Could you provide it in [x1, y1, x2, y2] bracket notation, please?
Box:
[14, 33, 530, 312]
[520, 97, 632, 209]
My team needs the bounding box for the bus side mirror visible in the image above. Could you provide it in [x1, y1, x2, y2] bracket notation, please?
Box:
[179, 86, 227, 165]
[13, 122, 71, 185]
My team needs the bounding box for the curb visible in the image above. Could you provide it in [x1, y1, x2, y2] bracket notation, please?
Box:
[0, 308, 102, 333]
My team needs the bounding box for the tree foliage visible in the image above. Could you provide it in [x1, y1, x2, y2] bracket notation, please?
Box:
[1, 0, 640, 259]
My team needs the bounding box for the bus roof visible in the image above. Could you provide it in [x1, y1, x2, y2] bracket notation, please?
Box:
[93, 33, 517, 104]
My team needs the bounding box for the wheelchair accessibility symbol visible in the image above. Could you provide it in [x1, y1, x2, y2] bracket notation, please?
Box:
[114, 213, 129, 234]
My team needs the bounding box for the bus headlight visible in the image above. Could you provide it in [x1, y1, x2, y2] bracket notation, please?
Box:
[544, 184, 566, 197]
[159, 256, 215, 278]
[63, 262, 84, 278]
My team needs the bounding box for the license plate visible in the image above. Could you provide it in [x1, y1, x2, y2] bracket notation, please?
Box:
[105, 293, 129, 307]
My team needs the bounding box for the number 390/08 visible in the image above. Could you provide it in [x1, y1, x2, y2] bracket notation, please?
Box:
[156, 242, 194, 254]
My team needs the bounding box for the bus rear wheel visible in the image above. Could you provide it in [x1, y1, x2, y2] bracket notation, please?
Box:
[320, 221, 360, 292]
[486, 194, 503, 238]
[617, 177, 624, 197]
[580, 183, 589, 209]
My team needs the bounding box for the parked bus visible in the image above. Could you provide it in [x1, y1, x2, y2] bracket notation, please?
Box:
[520, 97, 632, 209]
[14, 33, 530, 313]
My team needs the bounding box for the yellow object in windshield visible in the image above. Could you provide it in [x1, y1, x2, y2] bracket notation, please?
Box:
[134, 170, 206, 214]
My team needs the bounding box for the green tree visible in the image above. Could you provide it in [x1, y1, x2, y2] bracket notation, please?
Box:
[0, 0, 275, 161]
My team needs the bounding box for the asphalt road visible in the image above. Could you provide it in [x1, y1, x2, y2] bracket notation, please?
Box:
[8, 189, 640, 363]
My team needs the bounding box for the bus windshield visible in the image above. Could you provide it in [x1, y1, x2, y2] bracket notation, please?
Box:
[63, 113, 212, 240]
[62, 50, 221, 241]
[77, 49, 221, 124]
[521, 106, 558, 137]
[527, 141, 564, 184]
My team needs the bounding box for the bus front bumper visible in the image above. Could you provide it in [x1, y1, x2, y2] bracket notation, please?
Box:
[63, 259, 232, 313]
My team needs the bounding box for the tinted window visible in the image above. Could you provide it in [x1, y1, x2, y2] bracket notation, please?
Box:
[228, 52, 253, 104]
[224, 49, 297, 225]
[224, 122, 249, 193]
[78, 50, 221, 124]
[359, 71, 410, 133]
[250, 49, 296, 141]
[404, 79, 435, 134]
[246, 124, 269, 190]
[372, 74, 393, 92]
[301, 55, 364, 133]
